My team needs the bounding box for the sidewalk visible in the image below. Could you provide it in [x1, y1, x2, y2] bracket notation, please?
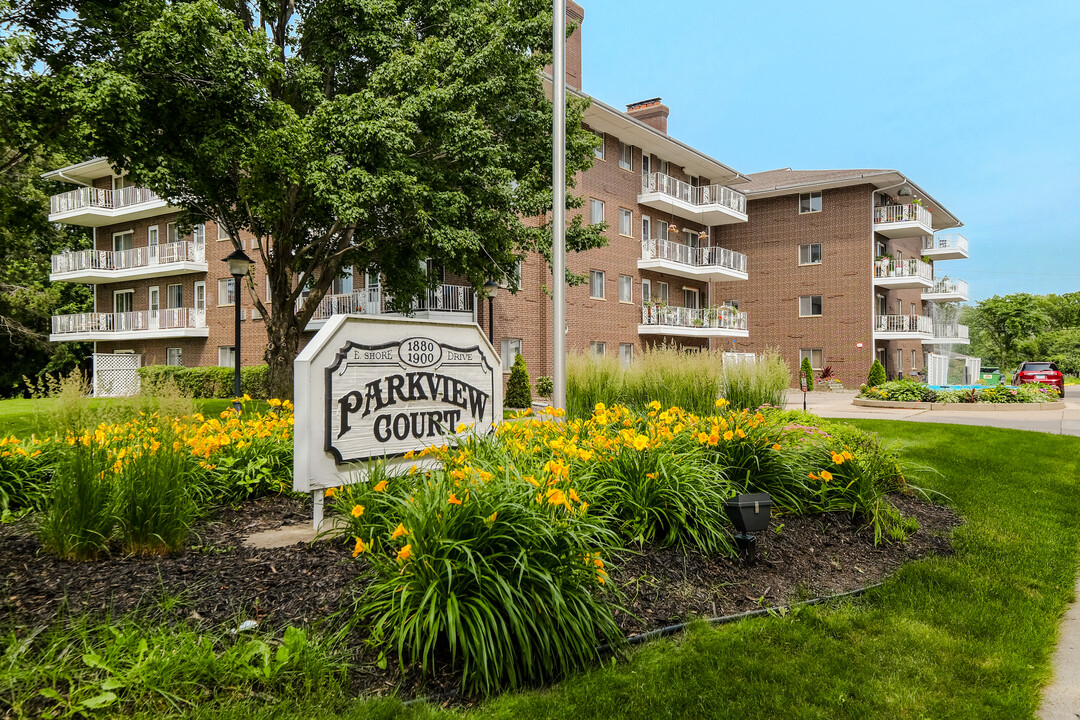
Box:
[787, 388, 1080, 717]
[783, 388, 1080, 437]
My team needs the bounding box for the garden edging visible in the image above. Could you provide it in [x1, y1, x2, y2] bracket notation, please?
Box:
[853, 398, 1066, 412]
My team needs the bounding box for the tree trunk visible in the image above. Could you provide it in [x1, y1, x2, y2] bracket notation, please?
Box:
[264, 311, 302, 400]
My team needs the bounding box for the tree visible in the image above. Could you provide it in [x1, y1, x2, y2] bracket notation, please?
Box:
[968, 294, 1049, 371]
[867, 359, 886, 387]
[799, 356, 814, 391]
[505, 353, 532, 409]
[6, 0, 606, 398]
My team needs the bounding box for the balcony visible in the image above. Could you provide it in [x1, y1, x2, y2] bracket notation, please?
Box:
[926, 323, 970, 345]
[638, 173, 748, 226]
[873, 314, 934, 341]
[301, 284, 475, 331]
[50, 242, 207, 283]
[873, 203, 934, 239]
[48, 186, 171, 226]
[638, 237, 747, 282]
[922, 278, 969, 303]
[50, 308, 208, 342]
[638, 303, 749, 338]
[922, 233, 969, 261]
[873, 257, 934, 289]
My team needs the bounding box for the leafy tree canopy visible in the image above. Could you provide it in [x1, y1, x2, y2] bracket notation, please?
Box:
[4, 0, 605, 397]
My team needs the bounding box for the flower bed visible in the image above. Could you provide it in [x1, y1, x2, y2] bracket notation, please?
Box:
[859, 379, 1060, 404]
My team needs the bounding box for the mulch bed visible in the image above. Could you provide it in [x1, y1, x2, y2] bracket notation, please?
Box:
[0, 492, 959, 701]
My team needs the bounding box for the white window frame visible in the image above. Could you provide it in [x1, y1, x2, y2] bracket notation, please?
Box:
[148, 225, 159, 259]
[799, 243, 822, 266]
[641, 154, 651, 177]
[618, 142, 633, 171]
[799, 348, 824, 371]
[218, 346, 236, 368]
[217, 222, 230, 241]
[619, 343, 634, 367]
[589, 198, 605, 226]
[589, 270, 605, 300]
[656, 219, 669, 238]
[113, 289, 134, 314]
[148, 286, 159, 316]
[194, 281, 206, 313]
[166, 222, 180, 244]
[655, 281, 669, 303]
[799, 191, 822, 214]
[590, 341, 606, 356]
[684, 229, 699, 248]
[166, 347, 183, 367]
[218, 277, 236, 307]
[619, 275, 633, 304]
[911, 350, 918, 370]
[641, 278, 651, 303]
[910, 302, 917, 316]
[683, 286, 699, 310]
[593, 131, 605, 160]
[641, 214, 651, 240]
[500, 338, 522, 373]
[896, 349, 903, 376]
[112, 230, 133, 253]
[618, 208, 633, 237]
[166, 283, 183, 310]
[799, 295, 823, 317]
[659, 159, 670, 176]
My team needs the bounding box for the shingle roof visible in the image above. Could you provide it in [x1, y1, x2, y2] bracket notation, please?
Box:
[738, 168, 896, 194]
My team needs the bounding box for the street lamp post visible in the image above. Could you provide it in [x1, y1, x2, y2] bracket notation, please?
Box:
[482, 279, 500, 343]
[223, 248, 254, 413]
[552, 0, 567, 412]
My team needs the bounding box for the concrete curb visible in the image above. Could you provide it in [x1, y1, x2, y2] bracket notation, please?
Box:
[852, 398, 1065, 412]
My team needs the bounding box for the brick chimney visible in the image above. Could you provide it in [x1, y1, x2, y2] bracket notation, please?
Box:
[626, 98, 670, 134]
[547, 1, 585, 90]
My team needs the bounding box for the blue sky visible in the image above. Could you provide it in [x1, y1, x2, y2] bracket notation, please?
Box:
[578, 0, 1080, 302]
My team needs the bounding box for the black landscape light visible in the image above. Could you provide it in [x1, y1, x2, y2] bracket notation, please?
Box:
[482, 279, 500, 342]
[222, 247, 254, 413]
[724, 492, 772, 564]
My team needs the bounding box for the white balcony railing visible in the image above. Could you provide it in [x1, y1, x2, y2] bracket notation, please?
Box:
[927, 278, 969, 297]
[51, 241, 204, 274]
[924, 234, 969, 254]
[874, 315, 933, 334]
[49, 186, 162, 215]
[934, 323, 970, 341]
[874, 203, 933, 227]
[640, 303, 748, 331]
[641, 237, 747, 274]
[874, 257, 934, 282]
[641, 173, 747, 215]
[51, 308, 205, 335]
[303, 284, 475, 322]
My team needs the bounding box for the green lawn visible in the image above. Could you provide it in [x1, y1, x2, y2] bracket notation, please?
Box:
[160, 421, 1080, 720]
[0, 397, 268, 437]
[8, 419, 1080, 719]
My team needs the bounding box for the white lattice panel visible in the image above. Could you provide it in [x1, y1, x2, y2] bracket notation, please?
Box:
[93, 353, 142, 397]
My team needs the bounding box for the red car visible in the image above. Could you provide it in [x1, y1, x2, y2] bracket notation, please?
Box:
[1014, 361, 1065, 397]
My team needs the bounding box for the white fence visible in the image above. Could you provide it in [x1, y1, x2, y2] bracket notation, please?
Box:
[52, 308, 205, 335]
[50, 186, 162, 215]
[933, 323, 970, 341]
[874, 257, 934, 282]
[51, 241, 204, 274]
[874, 314, 934, 334]
[924, 233, 968, 254]
[641, 237, 747, 273]
[641, 173, 747, 214]
[926, 278, 969, 297]
[874, 203, 933, 227]
[641, 304, 748, 331]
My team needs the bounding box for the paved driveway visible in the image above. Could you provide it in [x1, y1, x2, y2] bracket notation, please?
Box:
[783, 388, 1080, 436]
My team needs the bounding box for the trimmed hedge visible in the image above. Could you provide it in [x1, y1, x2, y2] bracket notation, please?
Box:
[138, 365, 270, 399]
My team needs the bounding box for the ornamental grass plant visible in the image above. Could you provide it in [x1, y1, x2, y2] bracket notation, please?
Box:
[720, 351, 790, 410]
[37, 439, 115, 561]
[331, 458, 623, 695]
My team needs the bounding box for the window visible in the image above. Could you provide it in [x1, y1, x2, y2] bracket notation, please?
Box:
[501, 338, 522, 372]
[166, 284, 182, 309]
[725, 299, 740, 309]
[619, 275, 633, 303]
[593, 131, 605, 160]
[166, 222, 179, 244]
[112, 174, 134, 190]
[911, 350, 918, 370]
[589, 270, 605, 299]
[656, 219, 669, 239]
[684, 229, 699, 248]
[799, 192, 822, 214]
[618, 142, 633, 171]
[799, 243, 822, 265]
[148, 286, 159, 316]
[641, 215, 651, 240]
[641, 278, 651, 303]
[896, 349, 903, 376]
[641, 154, 651, 177]
[655, 281, 669, 302]
[684, 287, 699, 309]
[659, 159, 670, 176]
[619, 343, 634, 367]
[876, 241, 887, 257]
[114, 290, 134, 314]
[194, 282, 206, 314]
[148, 226, 159, 252]
[589, 198, 605, 225]
[218, 277, 236, 306]
[264, 275, 271, 303]
[910, 303, 917, 316]
[217, 222, 230, 241]
[590, 341, 606, 356]
[113, 231, 133, 253]
[167, 348, 183, 367]
[332, 267, 354, 295]
[218, 346, 235, 368]
[799, 348, 824, 371]
[618, 208, 633, 236]
[799, 295, 823, 317]
[192, 223, 205, 248]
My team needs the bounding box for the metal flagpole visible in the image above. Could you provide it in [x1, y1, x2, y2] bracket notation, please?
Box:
[552, 0, 567, 412]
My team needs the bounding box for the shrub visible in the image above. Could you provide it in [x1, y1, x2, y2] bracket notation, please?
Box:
[137, 365, 270, 400]
[535, 375, 554, 399]
[859, 381, 1060, 404]
[721, 352, 790, 410]
[37, 440, 115, 561]
[868, 359, 887, 387]
[505, 353, 533, 409]
[333, 460, 622, 694]
[0, 436, 55, 519]
[800, 356, 815, 392]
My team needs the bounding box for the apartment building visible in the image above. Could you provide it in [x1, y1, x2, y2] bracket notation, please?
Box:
[711, 169, 968, 385]
[43, 1, 755, 395]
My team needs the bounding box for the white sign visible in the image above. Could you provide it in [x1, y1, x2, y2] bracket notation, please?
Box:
[293, 315, 502, 492]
